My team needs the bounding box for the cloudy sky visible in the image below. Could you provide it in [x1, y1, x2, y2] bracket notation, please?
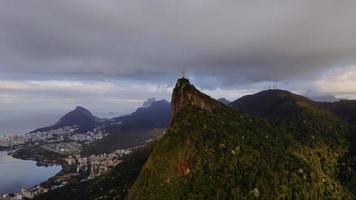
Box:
[1, 0, 356, 115]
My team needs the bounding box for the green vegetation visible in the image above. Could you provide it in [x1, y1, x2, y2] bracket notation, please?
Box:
[130, 85, 356, 199]
[130, 107, 353, 199]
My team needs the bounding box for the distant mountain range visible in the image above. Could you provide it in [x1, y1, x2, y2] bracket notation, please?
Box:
[30, 99, 171, 154]
[86, 99, 170, 153]
[307, 95, 342, 102]
[217, 98, 231, 105]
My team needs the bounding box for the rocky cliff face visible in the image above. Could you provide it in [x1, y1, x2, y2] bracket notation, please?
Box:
[170, 78, 225, 123]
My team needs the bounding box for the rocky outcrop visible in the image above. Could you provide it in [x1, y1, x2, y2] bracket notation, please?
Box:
[170, 78, 225, 123]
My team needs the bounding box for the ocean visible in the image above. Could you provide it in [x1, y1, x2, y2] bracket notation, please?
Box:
[0, 110, 65, 135]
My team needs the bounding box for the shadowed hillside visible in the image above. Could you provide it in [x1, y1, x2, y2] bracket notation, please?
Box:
[84, 100, 170, 154]
[320, 100, 356, 125]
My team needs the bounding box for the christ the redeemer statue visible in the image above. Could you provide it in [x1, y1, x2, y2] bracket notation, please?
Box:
[181, 70, 187, 78]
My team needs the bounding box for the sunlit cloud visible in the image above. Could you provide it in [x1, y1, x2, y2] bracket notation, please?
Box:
[200, 87, 257, 101]
[0, 79, 175, 113]
[0, 80, 114, 93]
[316, 65, 356, 94]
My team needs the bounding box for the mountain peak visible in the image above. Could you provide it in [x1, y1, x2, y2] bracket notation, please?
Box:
[74, 106, 89, 112]
[71, 106, 95, 117]
[170, 78, 224, 123]
[31, 106, 99, 133]
[230, 89, 327, 120]
[57, 106, 98, 127]
[217, 98, 231, 105]
[175, 77, 191, 87]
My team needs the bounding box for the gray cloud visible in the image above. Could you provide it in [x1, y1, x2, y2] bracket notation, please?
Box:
[3, 0, 356, 133]
[1, 0, 356, 86]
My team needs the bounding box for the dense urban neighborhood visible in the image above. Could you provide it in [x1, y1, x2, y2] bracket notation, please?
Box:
[0, 126, 108, 150]
[1, 148, 133, 200]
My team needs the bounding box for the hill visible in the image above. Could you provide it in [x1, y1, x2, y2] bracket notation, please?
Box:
[31, 106, 100, 133]
[217, 98, 231, 105]
[229, 89, 333, 121]
[230, 89, 356, 198]
[84, 99, 170, 154]
[320, 100, 356, 125]
[230, 90, 356, 126]
[129, 79, 356, 199]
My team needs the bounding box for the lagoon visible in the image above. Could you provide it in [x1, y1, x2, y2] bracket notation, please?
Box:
[0, 151, 61, 194]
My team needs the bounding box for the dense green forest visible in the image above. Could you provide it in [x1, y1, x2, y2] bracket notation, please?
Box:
[130, 79, 356, 200]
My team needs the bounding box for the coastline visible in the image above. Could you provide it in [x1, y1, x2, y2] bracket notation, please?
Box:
[9, 145, 66, 167]
[0, 148, 66, 198]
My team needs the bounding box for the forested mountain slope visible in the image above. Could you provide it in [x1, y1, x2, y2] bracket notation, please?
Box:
[129, 78, 355, 200]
